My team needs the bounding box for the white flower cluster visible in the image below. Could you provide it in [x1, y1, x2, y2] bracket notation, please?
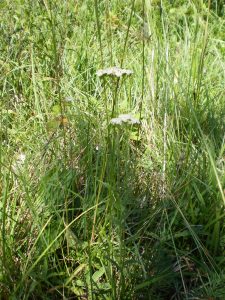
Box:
[96, 67, 133, 78]
[110, 114, 140, 126]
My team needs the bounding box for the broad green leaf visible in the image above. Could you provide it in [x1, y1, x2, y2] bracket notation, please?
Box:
[92, 267, 105, 283]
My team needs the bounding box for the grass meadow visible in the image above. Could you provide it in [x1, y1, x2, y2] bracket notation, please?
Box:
[0, 0, 225, 299]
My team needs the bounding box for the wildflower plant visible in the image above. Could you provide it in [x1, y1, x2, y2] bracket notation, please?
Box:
[96, 66, 133, 118]
[110, 113, 141, 156]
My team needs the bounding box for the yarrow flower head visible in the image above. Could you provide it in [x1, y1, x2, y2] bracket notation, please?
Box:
[96, 67, 133, 78]
[110, 114, 140, 126]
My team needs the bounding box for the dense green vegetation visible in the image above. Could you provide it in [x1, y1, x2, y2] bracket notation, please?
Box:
[0, 0, 224, 299]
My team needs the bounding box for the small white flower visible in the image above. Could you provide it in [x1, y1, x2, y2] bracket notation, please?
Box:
[64, 96, 75, 102]
[18, 153, 26, 163]
[96, 67, 133, 78]
[110, 114, 140, 126]
[110, 118, 123, 125]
